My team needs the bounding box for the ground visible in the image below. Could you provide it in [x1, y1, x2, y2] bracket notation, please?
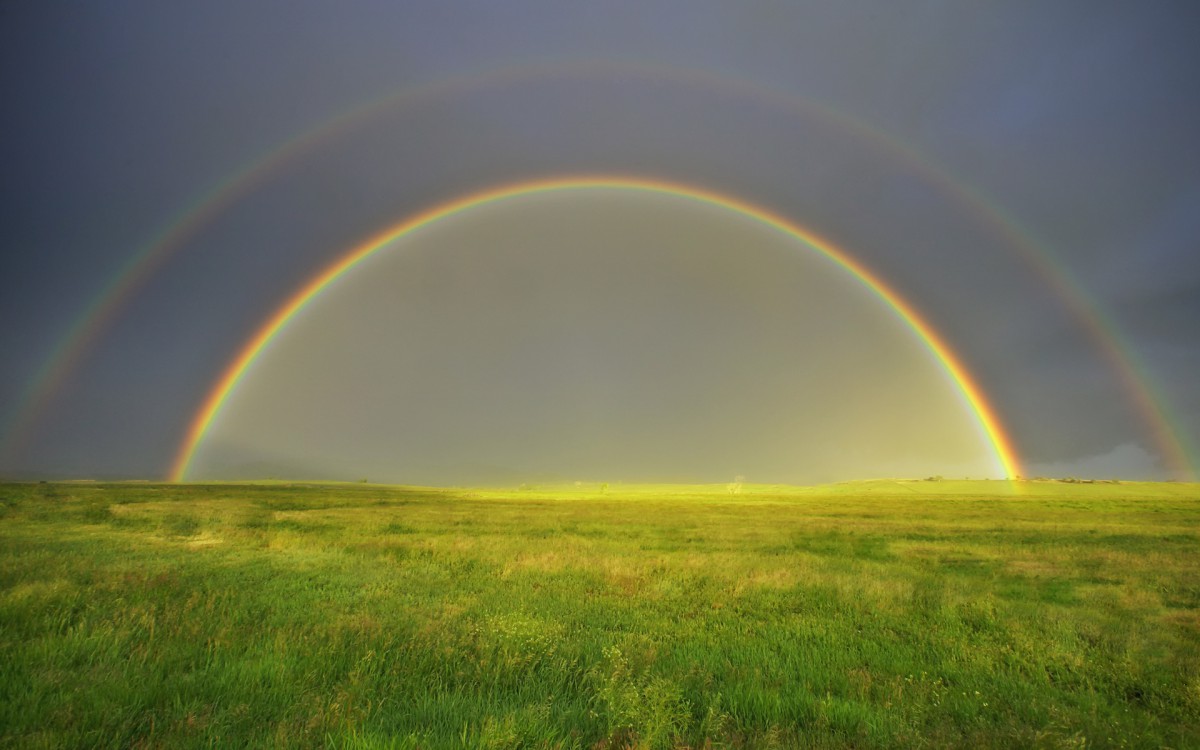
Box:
[1, 479, 1198, 748]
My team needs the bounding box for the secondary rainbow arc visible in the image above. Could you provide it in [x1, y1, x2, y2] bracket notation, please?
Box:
[7, 60, 1188, 478]
[170, 176, 1022, 482]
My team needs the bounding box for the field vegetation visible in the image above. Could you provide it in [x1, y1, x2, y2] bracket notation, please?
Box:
[1, 479, 1198, 748]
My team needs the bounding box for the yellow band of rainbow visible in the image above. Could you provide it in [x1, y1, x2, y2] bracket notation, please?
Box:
[170, 176, 1022, 481]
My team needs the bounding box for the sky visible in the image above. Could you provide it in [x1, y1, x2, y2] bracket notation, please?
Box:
[1, 1, 1198, 483]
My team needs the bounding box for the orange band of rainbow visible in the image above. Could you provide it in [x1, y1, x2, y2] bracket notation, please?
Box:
[170, 176, 1021, 481]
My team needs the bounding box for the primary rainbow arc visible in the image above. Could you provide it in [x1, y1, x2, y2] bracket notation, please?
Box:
[8, 60, 1187, 477]
[170, 176, 1022, 481]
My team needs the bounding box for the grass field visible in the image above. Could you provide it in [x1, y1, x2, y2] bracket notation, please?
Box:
[1, 479, 1198, 748]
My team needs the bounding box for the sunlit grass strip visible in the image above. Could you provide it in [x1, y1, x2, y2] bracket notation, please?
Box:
[170, 176, 1022, 481]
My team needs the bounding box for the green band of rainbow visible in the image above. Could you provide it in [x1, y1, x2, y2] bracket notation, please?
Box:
[170, 176, 1022, 481]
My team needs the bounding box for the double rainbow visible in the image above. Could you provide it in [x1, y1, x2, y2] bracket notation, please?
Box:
[170, 176, 1021, 482]
[5, 61, 1189, 478]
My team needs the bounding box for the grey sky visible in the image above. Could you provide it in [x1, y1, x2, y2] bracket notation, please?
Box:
[1, 2, 1197, 481]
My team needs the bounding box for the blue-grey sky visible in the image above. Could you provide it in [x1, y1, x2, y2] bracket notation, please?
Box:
[2, 1, 1198, 482]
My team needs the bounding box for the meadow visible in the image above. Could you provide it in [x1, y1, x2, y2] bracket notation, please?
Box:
[1, 479, 1198, 749]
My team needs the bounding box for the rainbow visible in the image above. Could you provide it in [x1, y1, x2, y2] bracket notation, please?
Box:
[170, 176, 1022, 482]
[10, 60, 1189, 477]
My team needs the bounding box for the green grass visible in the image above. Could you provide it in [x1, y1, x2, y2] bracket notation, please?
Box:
[1, 479, 1198, 748]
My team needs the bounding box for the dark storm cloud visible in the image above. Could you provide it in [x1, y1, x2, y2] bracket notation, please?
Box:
[1, 1, 1197, 480]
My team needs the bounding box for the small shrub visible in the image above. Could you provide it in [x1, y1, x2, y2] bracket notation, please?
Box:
[590, 646, 691, 749]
